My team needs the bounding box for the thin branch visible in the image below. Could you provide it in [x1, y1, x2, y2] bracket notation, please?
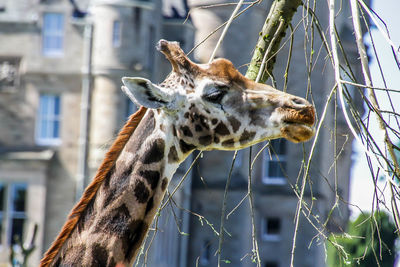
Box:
[209, 0, 245, 63]
[216, 150, 238, 267]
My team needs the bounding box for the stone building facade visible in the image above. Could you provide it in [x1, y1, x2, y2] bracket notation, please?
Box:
[0, 0, 363, 266]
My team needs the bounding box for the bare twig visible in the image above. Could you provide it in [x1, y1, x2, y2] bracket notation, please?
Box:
[216, 150, 238, 267]
[209, 0, 245, 62]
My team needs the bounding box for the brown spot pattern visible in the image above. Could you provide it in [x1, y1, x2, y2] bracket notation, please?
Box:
[198, 115, 210, 130]
[90, 244, 108, 266]
[215, 122, 230, 136]
[180, 126, 193, 137]
[179, 139, 196, 154]
[239, 131, 256, 145]
[95, 204, 131, 235]
[161, 178, 168, 191]
[222, 139, 235, 147]
[168, 146, 179, 163]
[142, 138, 165, 164]
[195, 124, 202, 132]
[103, 163, 133, 208]
[228, 116, 241, 132]
[134, 180, 150, 203]
[199, 135, 212, 146]
[121, 220, 147, 260]
[139, 170, 160, 190]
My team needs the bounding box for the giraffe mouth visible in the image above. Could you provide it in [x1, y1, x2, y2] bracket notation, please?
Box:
[280, 122, 315, 143]
[280, 107, 316, 143]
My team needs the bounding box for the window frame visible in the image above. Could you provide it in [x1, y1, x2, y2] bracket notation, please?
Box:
[261, 217, 281, 242]
[42, 12, 65, 57]
[36, 94, 62, 146]
[262, 140, 287, 185]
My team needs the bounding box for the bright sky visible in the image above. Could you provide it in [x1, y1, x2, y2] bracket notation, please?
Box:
[349, 0, 400, 217]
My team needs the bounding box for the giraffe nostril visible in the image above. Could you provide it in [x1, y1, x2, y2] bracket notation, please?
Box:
[291, 97, 308, 106]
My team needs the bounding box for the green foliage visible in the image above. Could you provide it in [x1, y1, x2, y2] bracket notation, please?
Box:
[327, 212, 397, 267]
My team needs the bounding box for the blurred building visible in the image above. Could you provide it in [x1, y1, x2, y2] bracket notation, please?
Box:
[0, 0, 364, 266]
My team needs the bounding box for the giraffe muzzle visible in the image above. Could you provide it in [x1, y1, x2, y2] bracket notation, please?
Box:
[280, 105, 316, 142]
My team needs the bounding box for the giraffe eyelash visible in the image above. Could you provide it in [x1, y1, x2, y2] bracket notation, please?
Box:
[202, 85, 229, 104]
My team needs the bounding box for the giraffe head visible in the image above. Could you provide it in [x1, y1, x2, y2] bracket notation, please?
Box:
[122, 40, 315, 154]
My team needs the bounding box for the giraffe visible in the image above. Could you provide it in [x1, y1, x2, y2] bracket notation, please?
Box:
[40, 40, 315, 266]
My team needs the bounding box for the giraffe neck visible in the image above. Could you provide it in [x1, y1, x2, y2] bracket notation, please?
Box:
[53, 109, 189, 266]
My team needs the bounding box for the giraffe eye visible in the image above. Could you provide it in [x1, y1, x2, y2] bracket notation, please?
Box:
[203, 86, 227, 104]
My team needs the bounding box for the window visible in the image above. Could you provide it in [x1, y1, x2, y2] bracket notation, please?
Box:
[265, 262, 279, 267]
[9, 184, 27, 244]
[261, 217, 281, 241]
[36, 94, 61, 146]
[112, 20, 122, 48]
[0, 184, 27, 245]
[262, 139, 287, 184]
[134, 7, 141, 32]
[0, 57, 20, 91]
[42, 13, 64, 56]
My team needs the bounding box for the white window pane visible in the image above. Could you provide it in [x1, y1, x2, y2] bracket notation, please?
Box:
[55, 36, 63, 50]
[40, 119, 48, 139]
[39, 95, 48, 115]
[43, 13, 64, 55]
[56, 14, 64, 30]
[263, 140, 287, 183]
[37, 94, 61, 144]
[53, 120, 60, 138]
[54, 93, 60, 115]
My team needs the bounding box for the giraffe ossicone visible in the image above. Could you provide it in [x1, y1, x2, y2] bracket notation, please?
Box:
[40, 39, 315, 267]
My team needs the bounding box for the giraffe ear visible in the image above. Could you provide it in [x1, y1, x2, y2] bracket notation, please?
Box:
[121, 77, 173, 109]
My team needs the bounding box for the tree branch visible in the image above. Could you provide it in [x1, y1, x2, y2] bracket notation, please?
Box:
[245, 0, 302, 82]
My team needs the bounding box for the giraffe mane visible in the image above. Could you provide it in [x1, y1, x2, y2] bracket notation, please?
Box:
[40, 106, 148, 267]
